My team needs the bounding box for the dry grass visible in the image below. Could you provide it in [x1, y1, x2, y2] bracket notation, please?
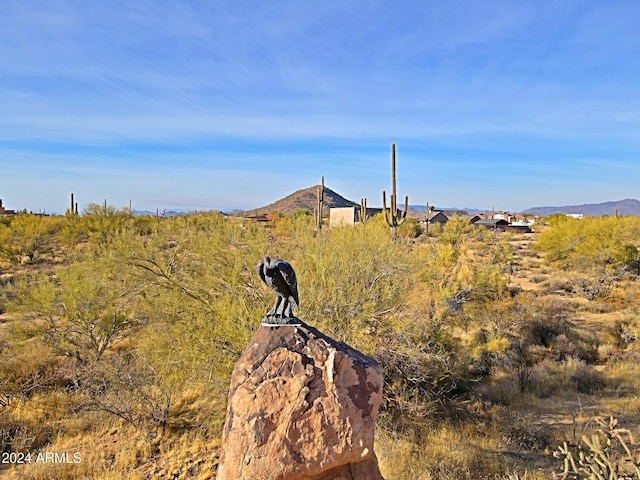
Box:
[377, 424, 506, 480]
[377, 418, 553, 480]
[3, 421, 220, 480]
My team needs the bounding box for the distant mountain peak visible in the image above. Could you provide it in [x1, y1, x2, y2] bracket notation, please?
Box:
[237, 185, 358, 217]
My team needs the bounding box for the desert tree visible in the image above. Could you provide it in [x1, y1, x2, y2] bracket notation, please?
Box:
[5, 261, 137, 363]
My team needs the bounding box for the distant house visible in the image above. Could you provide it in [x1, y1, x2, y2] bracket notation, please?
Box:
[473, 211, 523, 223]
[330, 207, 357, 227]
[426, 210, 449, 225]
[243, 214, 282, 222]
[0, 199, 16, 216]
[508, 222, 533, 234]
[329, 206, 387, 226]
[472, 218, 509, 231]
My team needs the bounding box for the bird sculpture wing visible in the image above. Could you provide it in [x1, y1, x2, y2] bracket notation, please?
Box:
[256, 257, 268, 284]
[274, 259, 299, 311]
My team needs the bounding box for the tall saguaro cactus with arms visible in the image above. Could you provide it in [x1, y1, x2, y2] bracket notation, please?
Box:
[382, 143, 408, 240]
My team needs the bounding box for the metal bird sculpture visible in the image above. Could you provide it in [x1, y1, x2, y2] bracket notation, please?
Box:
[256, 256, 301, 326]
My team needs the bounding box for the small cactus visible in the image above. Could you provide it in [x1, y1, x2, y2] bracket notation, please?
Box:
[382, 143, 408, 239]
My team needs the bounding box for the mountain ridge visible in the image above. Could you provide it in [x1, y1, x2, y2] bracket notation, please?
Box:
[521, 199, 640, 217]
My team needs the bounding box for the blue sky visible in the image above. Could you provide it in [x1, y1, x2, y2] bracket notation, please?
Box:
[1, 1, 640, 214]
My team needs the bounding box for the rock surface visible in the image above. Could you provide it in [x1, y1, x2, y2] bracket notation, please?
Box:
[216, 321, 384, 480]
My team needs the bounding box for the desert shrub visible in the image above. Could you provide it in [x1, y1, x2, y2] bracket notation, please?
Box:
[467, 294, 574, 349]
[613, 315, 640, 349]
[434, 215, 476, 245]
[529, 358, 606, 397]
[497, 411, 551, 451]
[464, 293, 602, 400]
[298, 217, 408, 349]
[0, 389, 73, 456]
[0, 339, 61, 401]
[572, 270, 616, 300]
[621, 282, 640, 306]
[416, 218, 512, 318]
[375, 327, 471, 433]
[75, 350, 182, 438]
[57, 202, 133, 248]
[528, 359, 564, 397]
[542, 275, 574, 293]
[294, 209, 311, 218]
[475, 372, 521, 406]
[102, 213, 271, 429]
[397, 216, 422, 238]
[0, 344, 60, 453]
[567, 361, 606, 394]
[0, 410, 54, 454]
[78, 202, 132, 247]
[5, 263, 137, 363]
[0, 214, 61, 263]
[425, 221, 443, 236]
[551, 333, 599, 364]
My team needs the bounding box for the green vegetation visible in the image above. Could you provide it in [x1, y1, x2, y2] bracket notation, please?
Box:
[1, 210, 639, 479]
[0, 214, 63, 263]
[534, 215, 640, 274]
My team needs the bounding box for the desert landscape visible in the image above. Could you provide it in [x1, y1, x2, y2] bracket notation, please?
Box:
[1, 187, 640, 479]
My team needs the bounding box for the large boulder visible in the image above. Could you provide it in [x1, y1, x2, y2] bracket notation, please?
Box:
[216, 321, 384, 480]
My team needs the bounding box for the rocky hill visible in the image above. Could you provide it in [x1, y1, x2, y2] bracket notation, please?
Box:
[522, 199, 640, 217]
[238, 185, 359, 217]
[238, 185, 426, 219]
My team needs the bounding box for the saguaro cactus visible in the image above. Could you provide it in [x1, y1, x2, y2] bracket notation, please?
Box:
[69, 193, 78, 216]
[316, 176, 324, 229]
[425, 201, 430, 236]
[359, 198, 368, 223]
[382, 143, 408, 239]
